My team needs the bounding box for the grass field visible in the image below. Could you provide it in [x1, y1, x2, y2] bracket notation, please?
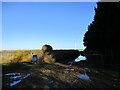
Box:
[1, 49, 120, 88]
[1, 49, 82, 63]
[1, 50, 42, 63]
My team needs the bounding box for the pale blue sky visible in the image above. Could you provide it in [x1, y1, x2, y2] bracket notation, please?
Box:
[2, 2, 97, 50]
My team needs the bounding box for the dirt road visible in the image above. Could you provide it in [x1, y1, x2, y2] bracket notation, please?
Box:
[2, 62, 120, 88]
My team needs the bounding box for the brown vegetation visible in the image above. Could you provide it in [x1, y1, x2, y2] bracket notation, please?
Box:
[41, 50, 80, 63]
[43, 51, 56, 63]
[42, 44, 53, 52]
[1, 49, 80, 63]
[1, 45, 81, 63]
[1, 50, 43, 63]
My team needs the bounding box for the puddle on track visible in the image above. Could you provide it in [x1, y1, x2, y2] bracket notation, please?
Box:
[8, 80, 22, 87]
[65, 68, 75, 71]
[75, 56, 86, 62]
[5, 73, 20, 76]
[3, 72, 32, 87]
[67, 55, 86, 66]
[76, 73, 90, 80]
[10, 75, 22, 79]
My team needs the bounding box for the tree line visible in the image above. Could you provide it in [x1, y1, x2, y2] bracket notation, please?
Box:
[83, 2, 120, 69]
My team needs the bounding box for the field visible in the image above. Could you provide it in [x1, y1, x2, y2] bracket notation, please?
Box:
[1, 49, 83, 63]
[1, 50, 42, 63]
[1, 49, 120, 89]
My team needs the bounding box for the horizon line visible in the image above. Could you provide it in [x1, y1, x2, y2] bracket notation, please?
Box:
[0, 48, 84, 51]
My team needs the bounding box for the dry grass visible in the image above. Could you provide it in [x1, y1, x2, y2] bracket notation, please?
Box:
[1, 49, 80, 63]
[1, 50, 43, 63]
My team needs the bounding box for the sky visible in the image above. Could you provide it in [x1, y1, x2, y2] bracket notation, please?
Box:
[2, 2, 97, 50]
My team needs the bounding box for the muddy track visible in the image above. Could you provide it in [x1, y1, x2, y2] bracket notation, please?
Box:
[2, 62, 120, 88]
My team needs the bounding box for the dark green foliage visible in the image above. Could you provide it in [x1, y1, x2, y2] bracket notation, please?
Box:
[83, 2, 120, 69]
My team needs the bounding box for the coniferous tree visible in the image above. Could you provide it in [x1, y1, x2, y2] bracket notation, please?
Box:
[83, 2, 120, 69]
